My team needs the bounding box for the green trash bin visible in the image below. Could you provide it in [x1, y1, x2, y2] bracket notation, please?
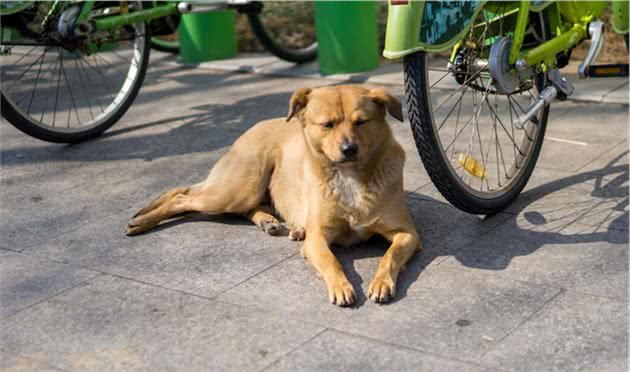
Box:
[179, 10, 238, 63]
[314, 1, 379, 74]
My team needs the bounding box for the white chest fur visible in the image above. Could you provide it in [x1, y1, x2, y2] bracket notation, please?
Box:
[329, 168, 366, 211]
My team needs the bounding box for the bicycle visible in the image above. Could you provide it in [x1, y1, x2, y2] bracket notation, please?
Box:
[0, 1, 317, 143]
[384, 0, 629, 215]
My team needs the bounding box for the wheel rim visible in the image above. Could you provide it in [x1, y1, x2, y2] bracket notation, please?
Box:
[423, 9, 548, 199]
[1, 2, 147, 133]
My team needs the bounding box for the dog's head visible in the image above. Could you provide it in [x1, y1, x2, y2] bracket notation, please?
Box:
[286, 85, 403, 165]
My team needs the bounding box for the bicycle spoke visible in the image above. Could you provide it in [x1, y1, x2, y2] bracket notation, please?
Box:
[436, 83, 469, 132]
[5, 48, 48, 92]
[26, 47, 48, 114]
[52, 47, 63, 127]
[432, 68, 483, 114]
[76, 57, 106, 114]
[429, 70, 452, 89]
[483, 97, 526, 156]
[7, 45, 37, 67]
[59, 50, 82, 127]
[39, 50, 60, 123]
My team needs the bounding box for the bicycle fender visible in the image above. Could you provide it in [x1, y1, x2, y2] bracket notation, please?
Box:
[383, 0, 554, 59]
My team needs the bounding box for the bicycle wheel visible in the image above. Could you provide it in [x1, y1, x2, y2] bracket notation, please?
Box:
[1, 1, 150, 143]
[405, 8, 551, 214]
[247, 1, 317, 63]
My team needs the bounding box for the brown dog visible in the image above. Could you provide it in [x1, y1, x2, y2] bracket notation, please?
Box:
[127, 85, 421, 306]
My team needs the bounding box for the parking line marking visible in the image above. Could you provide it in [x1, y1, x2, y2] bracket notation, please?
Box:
[545, 136, 588, 146]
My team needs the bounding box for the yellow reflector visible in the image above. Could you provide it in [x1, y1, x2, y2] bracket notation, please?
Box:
[458, 153, 487, 179]
[593, 67, 622, 75]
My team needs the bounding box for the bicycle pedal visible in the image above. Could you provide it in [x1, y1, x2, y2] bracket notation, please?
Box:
[586, 64, 629, 78]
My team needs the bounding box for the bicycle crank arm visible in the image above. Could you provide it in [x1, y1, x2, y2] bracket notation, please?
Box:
[578, 21, 605, 79]
[513, 69, 574, 129]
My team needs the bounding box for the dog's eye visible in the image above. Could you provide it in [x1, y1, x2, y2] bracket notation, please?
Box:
[354, 118, 368, 126]
[322, 121, 334, 129]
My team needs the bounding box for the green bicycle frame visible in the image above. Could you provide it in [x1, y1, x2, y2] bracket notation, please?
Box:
[26, 0, 181, 33]
[384, 0, 625, 70]
[90, 2, 178, 31]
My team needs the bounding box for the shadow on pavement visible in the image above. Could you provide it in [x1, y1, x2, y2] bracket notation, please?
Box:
[0, 90, 293, 165]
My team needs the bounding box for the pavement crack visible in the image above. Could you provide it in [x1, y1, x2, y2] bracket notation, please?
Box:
[474, 287, 565, 363]
[257, 327, 328, 372]
[0, 273, 104, 321]
[209, 251, 300, 300]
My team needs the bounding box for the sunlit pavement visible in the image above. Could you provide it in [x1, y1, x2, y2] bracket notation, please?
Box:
[1, 52, 628, 371]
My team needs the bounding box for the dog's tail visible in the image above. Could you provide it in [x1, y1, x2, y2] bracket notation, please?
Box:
[133, 186, 191, 218]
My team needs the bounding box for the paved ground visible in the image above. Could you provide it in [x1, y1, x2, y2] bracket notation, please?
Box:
[1, 52, 628, 371]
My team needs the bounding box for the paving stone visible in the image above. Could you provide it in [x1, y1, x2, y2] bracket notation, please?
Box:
[0, 173, 135, 251]
[405, 197, 512, 262]
[0, 351, 62, 371]
[23, 209, 300, 299]
[602, 81, 629, 105]
[0, 275, 324, 371]
[0, 250, 99, 318]
[504, 176, 628, 232]
[267, 329, 491, 372]
[441, 216, 628, 301]
[536, 102, 628, 172]
[544, 101, 628, 139]
[218, 260, 560, 361]
[479, 290, 628, 371]
[568, 75, 627, 103]
[576, 139, 628, 182]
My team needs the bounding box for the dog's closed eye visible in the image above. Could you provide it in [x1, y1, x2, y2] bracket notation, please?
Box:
[321, 121, 334, 129]
[354, 118, 369, 126]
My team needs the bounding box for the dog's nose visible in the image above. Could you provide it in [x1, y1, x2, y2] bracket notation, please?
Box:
[340, 141, 359, 158]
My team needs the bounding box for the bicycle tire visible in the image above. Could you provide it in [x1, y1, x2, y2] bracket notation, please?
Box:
[403, 9, 551, 215]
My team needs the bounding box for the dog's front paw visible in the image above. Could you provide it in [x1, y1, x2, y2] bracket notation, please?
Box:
[326, 278, 355, 307]
[368, 274, 396, 304]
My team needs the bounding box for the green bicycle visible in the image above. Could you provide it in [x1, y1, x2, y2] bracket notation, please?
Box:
[384, 0, 629, 214]
[0, 1, 316, 143]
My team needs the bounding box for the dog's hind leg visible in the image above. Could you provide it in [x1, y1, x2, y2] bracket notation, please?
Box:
[128, 150, 274, 236]
[127, 184, 261, 236]
[133, 186, 191, 218]
[246, 205, 284, 236]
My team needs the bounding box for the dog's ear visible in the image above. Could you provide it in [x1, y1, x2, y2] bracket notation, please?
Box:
[286, 87, 312, 122]
[369, 88, 404, 122]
